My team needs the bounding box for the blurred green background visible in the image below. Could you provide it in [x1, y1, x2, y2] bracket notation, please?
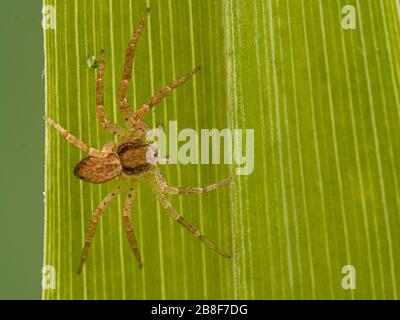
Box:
[0, 1, 43, 299]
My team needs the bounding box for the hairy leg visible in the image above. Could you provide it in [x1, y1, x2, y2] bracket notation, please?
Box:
[96, 49, 128, 136]
[121, 182, 143, 268]
[77, 185, 122, 273]
[153, 168, 231, 195]
[148, 176, 230, 258]
[118, 8, 151, 130]
[46, 117, 107, 158]
[133, 67, 201, 122]
[101, 141, 117, 153]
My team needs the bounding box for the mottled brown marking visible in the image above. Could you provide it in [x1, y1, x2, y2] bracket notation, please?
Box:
[117, 139, 151, 176]
[74, 154, 122, 184]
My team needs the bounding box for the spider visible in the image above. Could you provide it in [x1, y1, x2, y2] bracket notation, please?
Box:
[46, 8, 231, 274]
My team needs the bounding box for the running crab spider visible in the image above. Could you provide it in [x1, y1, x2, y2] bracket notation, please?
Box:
[46, 7, 231, 274]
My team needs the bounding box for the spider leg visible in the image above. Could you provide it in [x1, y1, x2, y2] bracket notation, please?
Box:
[121, 182, 143, 268]
[101, 141, 117, 153]
[149, 177, 230, 258]
[46, 117, 108, 158]
[118, 7, 151, 130]
[133, 67, 201, 123]
[153, 168, 232, 195]
[77, 184, 122, 274]
[96, 49, 129, 136]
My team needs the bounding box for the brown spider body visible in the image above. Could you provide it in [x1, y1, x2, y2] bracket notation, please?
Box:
[74, 153, 122, 184]
[74, 137, 152, 183]
[117, 138, 152, 176]
[46, 8, 231, 274]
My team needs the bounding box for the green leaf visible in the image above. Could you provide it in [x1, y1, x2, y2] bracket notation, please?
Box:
[43, 0, 400, 299]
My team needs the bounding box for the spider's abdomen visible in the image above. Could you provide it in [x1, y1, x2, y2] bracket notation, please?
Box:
[74, 154, 122, 184]
[117, 139, 151, 176]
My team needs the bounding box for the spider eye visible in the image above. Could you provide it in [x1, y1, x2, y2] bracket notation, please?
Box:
[74, 154, 122, 184]
[146, 144, 159, 164]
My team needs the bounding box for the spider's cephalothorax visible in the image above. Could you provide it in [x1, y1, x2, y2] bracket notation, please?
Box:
[116, 138, 152, 176]
[46, 7, 231, 274]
